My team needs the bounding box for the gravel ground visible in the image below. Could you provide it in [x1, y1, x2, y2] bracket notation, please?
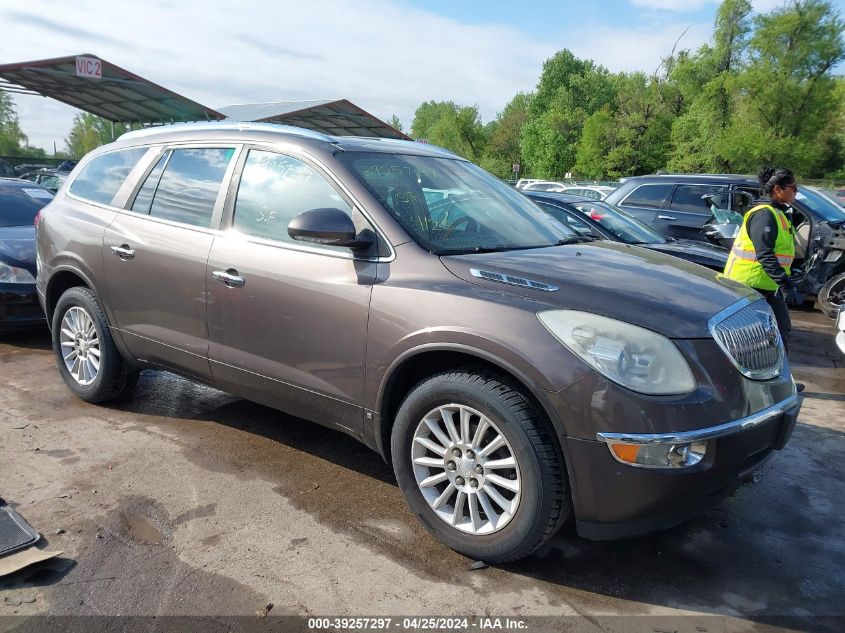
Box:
[0, 308, 843, 633]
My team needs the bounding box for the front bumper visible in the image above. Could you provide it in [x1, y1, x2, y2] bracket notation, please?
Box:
[0, 283, 46, 332]
[562, 393, 801, 540]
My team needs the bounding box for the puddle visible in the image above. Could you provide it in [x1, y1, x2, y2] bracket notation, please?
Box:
[124, 513, 163, 545]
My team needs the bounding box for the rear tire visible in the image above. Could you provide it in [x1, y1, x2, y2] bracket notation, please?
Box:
[52, 287, 137, 403]
[818, 272, 845, 318]
[391, 368, 570, 563]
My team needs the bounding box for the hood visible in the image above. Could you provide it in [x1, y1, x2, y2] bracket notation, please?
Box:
[642, 239, 729, 267]
[440, 241, 755, 339]
[0, 225, 36, 273]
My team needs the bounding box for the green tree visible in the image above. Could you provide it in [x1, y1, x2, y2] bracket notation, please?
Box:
[410, 101, 487, 161]
[520, 50, 616, 178]
[0, 92, 29, 155]
[667, 0, 754, 172]
[576, 74, 673, 178]
[574, 106, 614, 179]
[65, 113, 142, 158]
[387, 114, 404, 133]
[479, 93, 532, 178]
[723, 0, 845, 174]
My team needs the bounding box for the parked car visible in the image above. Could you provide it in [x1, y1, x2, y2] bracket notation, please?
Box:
[836, 307, 845, 356]
[37, 123, 800, 561]
[56, 160, 78, 172]
[524, 191, 728, 271]
[0, 159, 16, 178]
[521, 180, 568, 192]
[555, 186, 615, 200]
[0, 178, 52, 332]
[606, 174, 845, 312]
[19, 168, 69, 193]
[515, 178, 544, 190]
[13, 163, 51, 175]
[819, 188, 845, 208]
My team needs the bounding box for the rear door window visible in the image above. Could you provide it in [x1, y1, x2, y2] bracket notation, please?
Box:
[68, 147, 147, 205]
[147, 148, 235, 228]
[620, 183, 672, 209]
[131, 152, 170, 214]
[669, 184, 728, 214]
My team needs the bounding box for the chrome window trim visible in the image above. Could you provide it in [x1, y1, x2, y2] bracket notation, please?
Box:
[113, 208, 227, 237]
[596, 391, 799, 446]
[708, 296, 784, 380]
[219, 230, 362, 261]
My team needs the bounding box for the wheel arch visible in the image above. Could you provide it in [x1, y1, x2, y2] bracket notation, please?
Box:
[373, 345, 568, 463]
[45, 267, 95, 328]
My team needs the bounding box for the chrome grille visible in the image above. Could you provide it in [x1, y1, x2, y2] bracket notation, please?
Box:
[709, 299, 783, 380]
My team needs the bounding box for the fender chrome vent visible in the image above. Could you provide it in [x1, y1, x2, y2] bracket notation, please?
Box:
[470, 268, 558, 292]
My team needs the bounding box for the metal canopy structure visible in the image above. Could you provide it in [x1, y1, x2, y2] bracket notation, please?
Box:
[0, 55, 225, 123]
[217, 100, 410, 140]
[0, 55, 408, 139]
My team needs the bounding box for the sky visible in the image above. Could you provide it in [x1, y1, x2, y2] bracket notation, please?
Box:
[1, 0, 843, 152]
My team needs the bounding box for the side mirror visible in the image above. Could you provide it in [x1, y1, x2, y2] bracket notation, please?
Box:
[288, 208, 373, 250]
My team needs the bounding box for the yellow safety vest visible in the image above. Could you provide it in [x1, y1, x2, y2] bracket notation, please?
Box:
[723, 204, 795, 292]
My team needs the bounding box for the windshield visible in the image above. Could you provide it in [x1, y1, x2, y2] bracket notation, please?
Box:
[0, 187, 53, 227]
[566, 200, 668, 244]
[338, 152, 576, 254]
[797, 187, 845, 222]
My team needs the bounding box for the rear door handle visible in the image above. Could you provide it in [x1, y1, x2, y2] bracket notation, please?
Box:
[110, 244, 135, 260]
[212, 269, 245, 288]
[657, 215, 677, 221]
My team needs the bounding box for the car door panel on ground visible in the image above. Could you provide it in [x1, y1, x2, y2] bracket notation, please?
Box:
[206, 148, 375, 435]
[103, 146, 239, 380]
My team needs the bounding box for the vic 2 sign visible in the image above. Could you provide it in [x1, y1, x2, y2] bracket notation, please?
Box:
[75, 57, 102, 79]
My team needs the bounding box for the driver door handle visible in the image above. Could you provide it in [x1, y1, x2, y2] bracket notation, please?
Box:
[657, 215, 677, 221]
[110, 244, 135, 260]
[212, 269, 246, 288]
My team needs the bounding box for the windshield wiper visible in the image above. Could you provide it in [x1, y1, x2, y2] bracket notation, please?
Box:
[436, 245, 513, 255]
[554, 236, 596, 244]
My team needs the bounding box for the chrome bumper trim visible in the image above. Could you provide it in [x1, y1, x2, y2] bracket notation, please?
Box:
[596, 392, 800, 446]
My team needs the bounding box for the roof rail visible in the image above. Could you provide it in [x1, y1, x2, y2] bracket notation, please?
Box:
[118, 121, 335, 142]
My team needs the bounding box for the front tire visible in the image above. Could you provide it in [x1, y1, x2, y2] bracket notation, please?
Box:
[391, 369, 570, 563]
[52, 286, 137, 403]
[818, 272, 845, 319]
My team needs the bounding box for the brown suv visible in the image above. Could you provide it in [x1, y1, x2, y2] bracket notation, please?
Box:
[36, 123, 801, 562]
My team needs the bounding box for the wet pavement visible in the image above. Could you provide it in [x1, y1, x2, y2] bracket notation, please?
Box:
[0, 308, 843, 632]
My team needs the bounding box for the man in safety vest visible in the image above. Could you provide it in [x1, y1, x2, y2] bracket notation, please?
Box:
[723, 167, 799, 356]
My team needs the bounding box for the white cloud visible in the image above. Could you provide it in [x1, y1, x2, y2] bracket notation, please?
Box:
[631, 0, 717, 11]
[2, 0, 711, 151]
[565, 23, 711, 73]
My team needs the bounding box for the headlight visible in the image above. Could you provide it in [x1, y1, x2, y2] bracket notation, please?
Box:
[0, 261, 36, 283]
[537, 310, 696, 395]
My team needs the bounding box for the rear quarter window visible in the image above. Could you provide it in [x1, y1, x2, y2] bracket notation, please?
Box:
[621, 183, 673, 209]
[68, 147, 147, 206]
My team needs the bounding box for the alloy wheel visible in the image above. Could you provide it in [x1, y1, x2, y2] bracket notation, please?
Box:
[411, 404, 522, 535]
[59, 306, 101, 386]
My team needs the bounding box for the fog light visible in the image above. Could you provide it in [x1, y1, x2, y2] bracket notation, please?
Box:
[609, 441, 706, 468]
